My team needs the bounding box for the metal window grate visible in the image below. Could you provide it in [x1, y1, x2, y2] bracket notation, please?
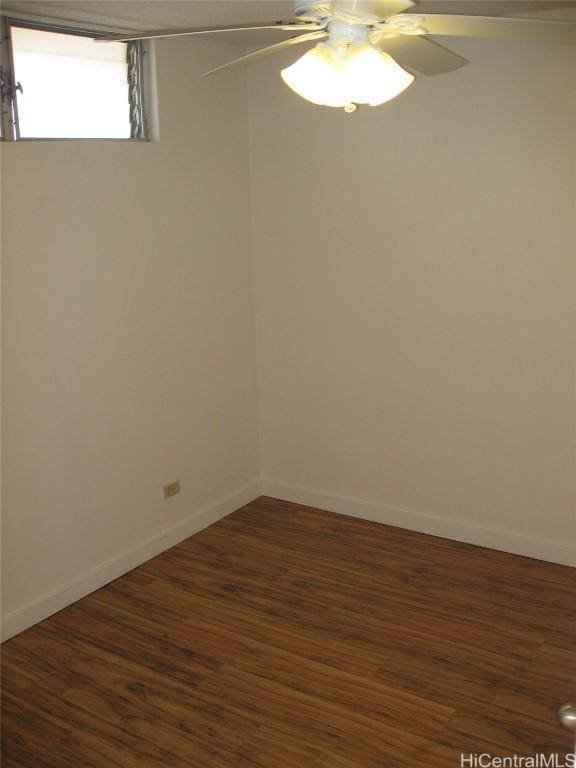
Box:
[127, 40, 148, 140]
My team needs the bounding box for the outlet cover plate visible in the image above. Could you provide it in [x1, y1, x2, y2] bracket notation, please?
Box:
[163, 481, 181, 499]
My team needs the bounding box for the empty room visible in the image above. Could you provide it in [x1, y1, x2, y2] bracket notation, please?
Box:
[1, 0, 575, 765]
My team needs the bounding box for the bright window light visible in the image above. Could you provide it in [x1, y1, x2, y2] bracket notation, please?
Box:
[11, 26, 132, 139]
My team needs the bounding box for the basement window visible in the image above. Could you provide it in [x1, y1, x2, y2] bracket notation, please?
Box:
[0, 19, 149, 140]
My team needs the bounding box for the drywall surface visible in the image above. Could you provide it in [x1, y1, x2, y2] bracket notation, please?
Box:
[249, 38, 576, 564]
[1, 38, 260, 637]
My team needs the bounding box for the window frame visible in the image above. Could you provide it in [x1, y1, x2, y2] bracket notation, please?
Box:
[0, 16, 151, 142]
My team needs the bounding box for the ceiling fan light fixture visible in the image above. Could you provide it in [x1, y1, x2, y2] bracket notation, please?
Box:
[346, 43, 414, 105]
[281, 40, 414, 110]
[280, 42, 348, 107]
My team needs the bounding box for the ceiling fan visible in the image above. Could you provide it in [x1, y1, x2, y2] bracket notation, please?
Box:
[100, 0, 576, 112]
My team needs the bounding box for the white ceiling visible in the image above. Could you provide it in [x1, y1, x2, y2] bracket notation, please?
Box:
[2, 0, 576, 45]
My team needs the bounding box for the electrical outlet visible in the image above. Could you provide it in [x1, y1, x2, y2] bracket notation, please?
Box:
[163, 481, 181, 499]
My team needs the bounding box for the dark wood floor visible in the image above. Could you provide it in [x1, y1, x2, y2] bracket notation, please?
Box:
[2, 496, 575, 767]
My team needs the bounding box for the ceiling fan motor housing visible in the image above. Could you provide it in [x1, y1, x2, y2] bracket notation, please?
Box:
[293, 1, 332, 22]
[293, 0, 415, 24]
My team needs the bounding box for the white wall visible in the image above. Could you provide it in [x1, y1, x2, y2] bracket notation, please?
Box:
[1, 37, 261, 639]
[249, 37, 576, 565]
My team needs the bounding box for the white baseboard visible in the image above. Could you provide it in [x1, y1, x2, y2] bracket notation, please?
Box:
[1, 480, 262, 642]
[262, 479, 576, 568]
[4, 477, 572, 642]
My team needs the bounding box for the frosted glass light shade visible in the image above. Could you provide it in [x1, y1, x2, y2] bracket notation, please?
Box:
[280, 44, 348, 107]
[346, 44, 414, 106]
[281, 42, 414, 109]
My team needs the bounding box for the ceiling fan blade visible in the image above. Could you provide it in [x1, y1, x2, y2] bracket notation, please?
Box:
[97, 21, 324, 43]
[375, 35, 469, 75]
[407, 14, 576, 46]
[203, 31, 328, 76]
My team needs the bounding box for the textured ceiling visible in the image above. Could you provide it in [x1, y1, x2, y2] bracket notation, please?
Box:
[2, 0, 576, 45]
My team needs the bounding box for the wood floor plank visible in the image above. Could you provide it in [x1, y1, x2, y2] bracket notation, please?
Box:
[196, 518, 568, 653]
[2, 688, 195, 768]
[494, 643, 576, 725]
[2, 496, 574, 767]
[195, 664, 431, 763]
[4, 627, 258, 763]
